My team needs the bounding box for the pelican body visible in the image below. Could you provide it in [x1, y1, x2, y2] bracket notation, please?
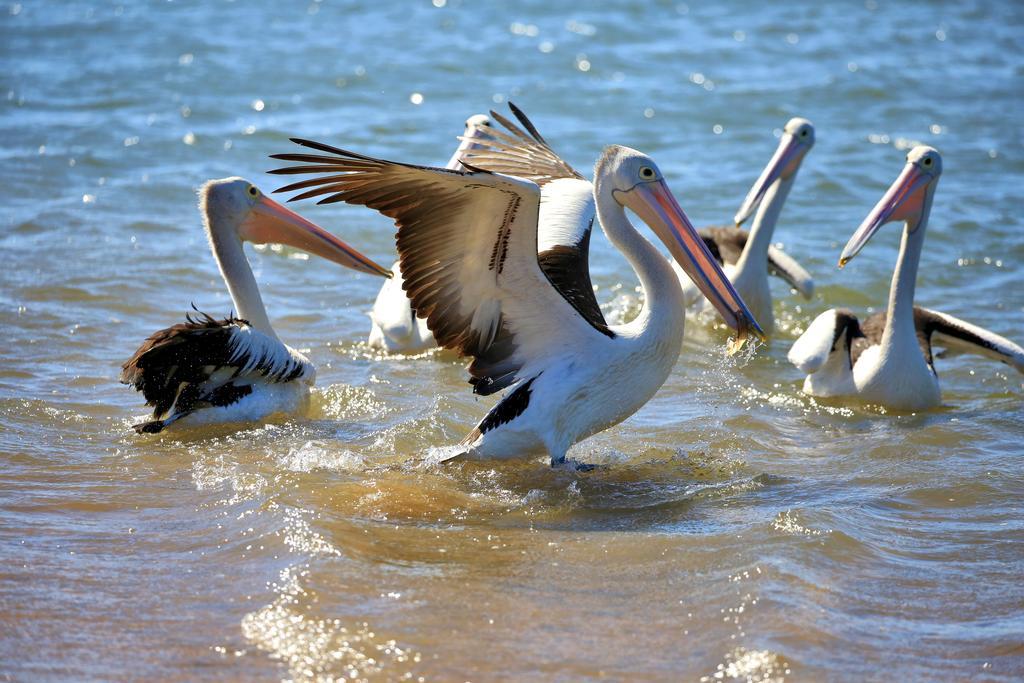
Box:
[121, 178, 390, 433]
[790, 306, 1024, 399]
[678, 118, 816, 336]
[271, 124, 763, 465]
[368, 114, 494, 352]
[788, 147, 1024, 409]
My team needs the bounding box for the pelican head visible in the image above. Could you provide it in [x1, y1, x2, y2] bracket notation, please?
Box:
[449, 114, 494, 169]
[734, 117, 815, 226]
[598, 146, 765, 343]
[200, 177, 391, 277]
[839, 146, 942, 267]
[464, 114, 491, 131]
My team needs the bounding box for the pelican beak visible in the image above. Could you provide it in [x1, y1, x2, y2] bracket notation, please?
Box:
[622, 180, 766, 350]
[734, 132, 808, 226]
[242, 195, 392, 278]
[839, 162, 930, 268]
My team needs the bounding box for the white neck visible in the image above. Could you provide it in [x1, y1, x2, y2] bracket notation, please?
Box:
[733, 175, 794, 276]
[881, 200, 931, 353]
[204, 212, 277, 338]
[594, 181, 684, 338]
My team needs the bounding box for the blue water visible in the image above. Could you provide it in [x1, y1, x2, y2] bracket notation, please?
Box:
[2, 1, 1023, 680]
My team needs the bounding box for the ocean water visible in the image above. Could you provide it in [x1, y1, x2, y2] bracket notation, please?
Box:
[2, 1, 1023, 680]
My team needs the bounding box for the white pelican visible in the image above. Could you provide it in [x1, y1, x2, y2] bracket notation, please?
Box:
[270, 138, 763, 465]
[368, 114, 494, 352]
[788, 146, 1024, 409]
[677, 118, 816, 335]
[120, 177, 391, 433]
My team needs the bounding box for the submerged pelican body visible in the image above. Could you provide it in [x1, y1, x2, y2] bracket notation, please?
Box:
[121, 178, 390, 433]
[271, 126, 763, 465]
[788, 147, 1024, 409]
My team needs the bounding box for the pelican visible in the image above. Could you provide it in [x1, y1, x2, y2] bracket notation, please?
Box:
[120, 178, 390, 433]
[270, 136, 763, 465]
[789, 306, 1024, 399]
[368, 114, 494, 352]
[788, 146, 1024, 409]
[676, 118, 816, 335]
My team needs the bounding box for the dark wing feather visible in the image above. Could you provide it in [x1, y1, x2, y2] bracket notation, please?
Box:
[853, 308, 934, 368]
[120, 312, 239, 416]
[917, 307, 1024, 372]
[121, 311, 307, 418]
[536, 228, 609, 337]
[853, 306, 1024, 373]
[699, 226, 745, 265]
[702, 225, 813, 297]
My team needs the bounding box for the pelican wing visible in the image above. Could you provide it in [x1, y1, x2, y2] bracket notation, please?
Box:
[460, 103, 584, 186]
[700, 226, 744, 265]
[767, 246, 814, 299]
[700, 226, 814, 298]
[918, 307, 1024, 374]
[270, 140, 603, 395]
[858, 308, 941, 367]
[121, 312, 310, 418]
[460, 104, 607, 332]
[853, 305, 1024, 373]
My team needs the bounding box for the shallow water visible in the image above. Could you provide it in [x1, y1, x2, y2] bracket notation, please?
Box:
[2, 1, 1023, 680]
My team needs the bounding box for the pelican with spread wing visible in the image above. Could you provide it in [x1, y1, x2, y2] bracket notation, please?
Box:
[271, 129, 762, 465]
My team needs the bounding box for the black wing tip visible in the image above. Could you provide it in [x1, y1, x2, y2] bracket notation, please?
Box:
[507, 101, 548, 145]
[283, 137, 367, 161]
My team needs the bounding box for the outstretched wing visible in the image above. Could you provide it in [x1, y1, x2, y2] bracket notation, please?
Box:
[917, 307, 1024, 374]
[854, 306, 1024, 374]
[767, 246, 814, 299]
[270, 140, 605, 395]
[699, 226, 745, 265]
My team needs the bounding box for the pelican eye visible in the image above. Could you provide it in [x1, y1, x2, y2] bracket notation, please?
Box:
[639, 166, 656, 179]
[800, 129, 809, 138]
[923, 157, 933, 167]
[248, 186, 259, 197]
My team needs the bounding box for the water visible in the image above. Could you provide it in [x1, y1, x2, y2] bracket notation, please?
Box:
[2, 1, 1023, 680]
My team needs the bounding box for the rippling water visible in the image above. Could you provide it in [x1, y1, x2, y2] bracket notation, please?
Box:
[2, 1, 1023, 680]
